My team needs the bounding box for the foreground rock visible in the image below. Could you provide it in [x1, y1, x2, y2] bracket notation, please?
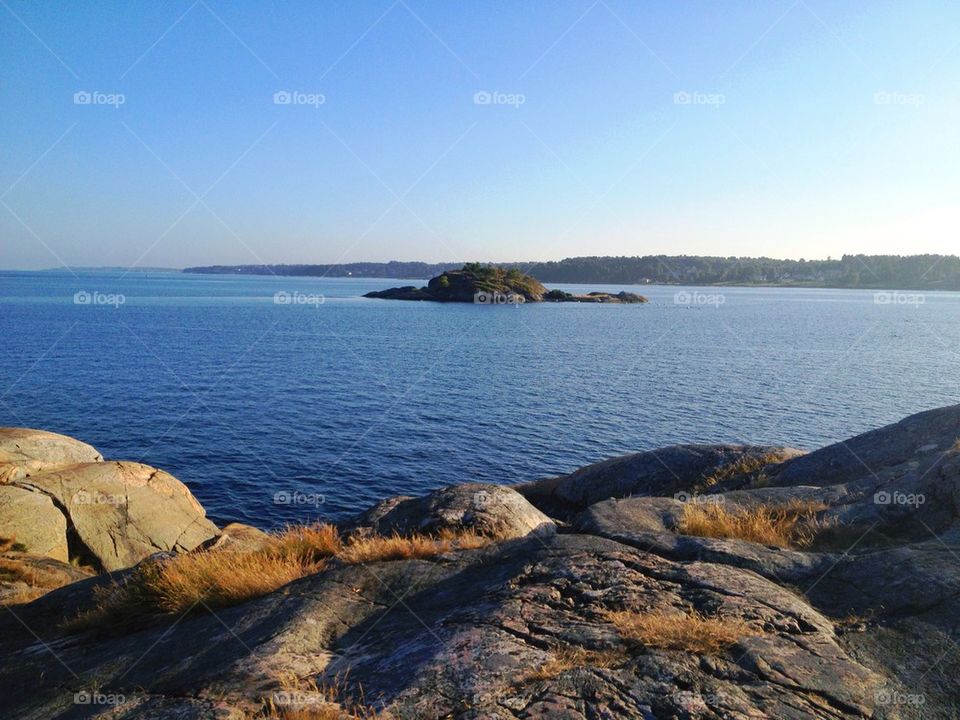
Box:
[3, 407, 960, 717]
[0, 432, 219, 574]
[518, 443, 802, 518]
[14, 461, 219, 572]
[365, 263, 648, 304]
[0, 427, 102, 482]
[343, 482, 556, 539]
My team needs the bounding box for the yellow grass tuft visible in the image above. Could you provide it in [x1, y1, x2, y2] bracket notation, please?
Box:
[677, 500, 829, 548]
[698, 452, 786, 491]
[338, 529, 492, 565]
[518, 645, 628, 683]
[254, 674, 390, 719]
[607, 609, 755, 655]
[65, 524, 497, 630]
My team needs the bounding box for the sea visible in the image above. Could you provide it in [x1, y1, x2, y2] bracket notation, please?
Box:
[1, 270, 957, 528]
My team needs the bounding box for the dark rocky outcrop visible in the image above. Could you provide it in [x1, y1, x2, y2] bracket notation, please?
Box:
[3, 407, 960, 718]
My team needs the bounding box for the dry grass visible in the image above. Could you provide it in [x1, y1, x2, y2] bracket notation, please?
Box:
[607, 609, 755, 655]
[253, 674, 390, 720]
[65, 524, 496, 630]
[698, 452, 786, 491]
[338, 528, 492, 565]
[676, 499, 829, 548]
[518, 645, 628, 683]
[0, 554, 75, 605]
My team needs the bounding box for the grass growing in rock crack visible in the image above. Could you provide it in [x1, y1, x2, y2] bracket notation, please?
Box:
[64, 524, 496, 630]
[517, 645, 629, 683]
[607, 609, 755, 655]
[253, 673, 391, 719]
[696, 452, 787, 492]
[676, 499, 830, 548]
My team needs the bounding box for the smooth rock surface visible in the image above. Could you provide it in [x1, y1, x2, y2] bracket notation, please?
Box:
[14, 461, 219, 571]
[0, 427, 102, 482]
[0, 484, 69, 561]
[345, 482, 556, 539]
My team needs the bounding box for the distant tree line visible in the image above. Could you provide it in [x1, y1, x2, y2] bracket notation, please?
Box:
[183, 254, 960, 290]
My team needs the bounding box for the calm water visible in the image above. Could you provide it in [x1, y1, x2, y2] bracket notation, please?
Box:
[1, 270, 957, 528]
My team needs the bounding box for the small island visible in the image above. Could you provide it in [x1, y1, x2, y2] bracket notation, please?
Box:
[363, 263, 648, 304]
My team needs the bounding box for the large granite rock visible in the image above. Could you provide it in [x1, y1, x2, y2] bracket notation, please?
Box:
[0, 427, 102, 482]
[0, 484, 68, 561]
[13, 461, 219, 571]
[0, 551, 94, 606]
[344, 482, 555, 539]
[517, 444, 802, 517]
[0, 534, 889, 719]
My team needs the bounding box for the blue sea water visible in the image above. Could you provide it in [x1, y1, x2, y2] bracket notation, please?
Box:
[1, 270, 958, 528]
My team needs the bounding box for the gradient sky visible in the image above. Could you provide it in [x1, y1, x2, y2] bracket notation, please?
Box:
[2, 0, 959, 269]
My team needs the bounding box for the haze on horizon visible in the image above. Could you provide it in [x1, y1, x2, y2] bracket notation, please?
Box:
[2, 1, 959, 271]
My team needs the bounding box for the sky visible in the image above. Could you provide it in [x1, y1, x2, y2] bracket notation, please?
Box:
[2, 0, 959, 270]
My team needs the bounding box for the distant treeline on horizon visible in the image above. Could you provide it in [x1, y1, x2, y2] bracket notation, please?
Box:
[183, 254, 960, 290]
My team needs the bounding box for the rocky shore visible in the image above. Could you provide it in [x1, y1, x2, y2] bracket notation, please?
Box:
[2, 406, 960, 718]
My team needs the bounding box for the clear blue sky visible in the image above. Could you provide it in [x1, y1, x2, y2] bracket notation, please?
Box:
[2, 0, 959, 269]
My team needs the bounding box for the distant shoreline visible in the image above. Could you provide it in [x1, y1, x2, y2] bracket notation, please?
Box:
[180, 254, 960, 292]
